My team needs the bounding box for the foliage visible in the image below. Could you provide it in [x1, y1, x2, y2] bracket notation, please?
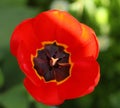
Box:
[0, 0, 120, 108]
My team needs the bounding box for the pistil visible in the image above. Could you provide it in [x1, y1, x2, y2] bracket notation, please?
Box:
[50, 57, 59, 66]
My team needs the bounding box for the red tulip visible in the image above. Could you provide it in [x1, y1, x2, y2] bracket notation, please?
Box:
[10, 10, 100, 106]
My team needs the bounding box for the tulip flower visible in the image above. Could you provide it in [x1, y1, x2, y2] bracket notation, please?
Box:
[10, 10, 100, 106]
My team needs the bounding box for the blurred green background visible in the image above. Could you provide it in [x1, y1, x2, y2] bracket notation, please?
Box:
[0, 0, 120, 108]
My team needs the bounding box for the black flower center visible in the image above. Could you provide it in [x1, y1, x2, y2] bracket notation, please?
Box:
[32, 42, 71, 83]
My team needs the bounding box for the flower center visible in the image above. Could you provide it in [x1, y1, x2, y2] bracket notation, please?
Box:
[32, 42, 71, 83]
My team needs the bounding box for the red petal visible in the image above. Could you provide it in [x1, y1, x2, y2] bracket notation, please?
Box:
[69, 24, 99, 62]
[34, 10, 99, 60]
[24, 77, 64, 106]
[33, 10, 95, 52]
[17, 43, 41, 86]
[10, 18, 42, 57]
[58, 57, 100, 99]
[10, 18, 43, 86]
[32, 10, 59, 42]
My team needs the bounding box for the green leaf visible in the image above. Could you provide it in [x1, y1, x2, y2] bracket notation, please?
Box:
[0, 7, 37, 50]
[2, 53, 24, 88]
[77, 95, 93, 108]
[0, 84, 29, 108]
[109, 91, 120, 108]
[0, 0, 26, 7]
[35, 102, 51, 108]
[0, 68, 4, 88]
[95, 7, 109, 25]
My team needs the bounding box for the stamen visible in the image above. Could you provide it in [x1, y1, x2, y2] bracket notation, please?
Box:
[32, 42, 71, 83]
[58, 63, 70, 66]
